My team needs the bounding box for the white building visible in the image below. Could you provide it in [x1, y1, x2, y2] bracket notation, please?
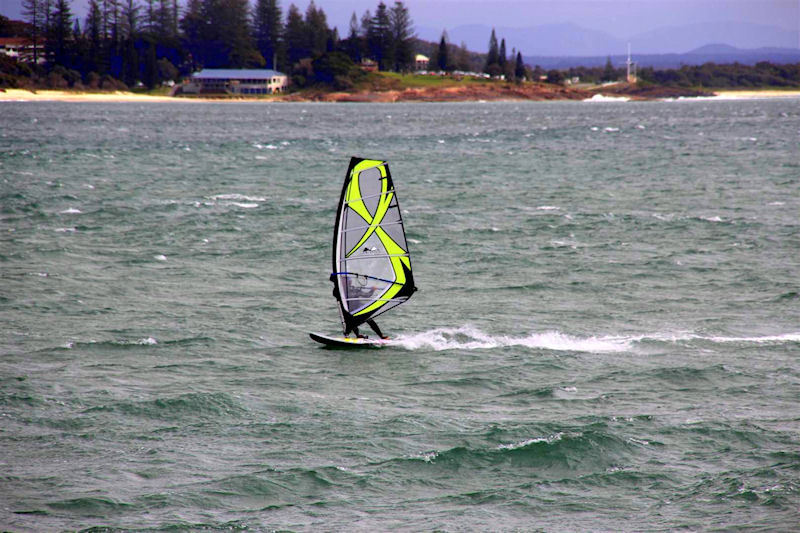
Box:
[414, 54, 429, 71]
[0, 37, 45, 64]
[183, 69, 288, 95]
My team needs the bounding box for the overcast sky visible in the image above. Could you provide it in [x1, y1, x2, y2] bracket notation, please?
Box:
[327, 0, 799, 36]
[2, 0, 798, 45]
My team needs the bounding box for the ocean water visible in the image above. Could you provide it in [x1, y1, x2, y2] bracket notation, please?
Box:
[1, 98, 799, 531]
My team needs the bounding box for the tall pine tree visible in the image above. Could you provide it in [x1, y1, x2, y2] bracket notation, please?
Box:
[21, 0, 45, 64]
[437, 31, 447, 71]
[48, 0, 74, 68]
[284, 3, 307, 65]
[84, 0, 104, 73]
[389, 1, 412, 71]
[485, 28, 498, 74]
[515, 51, 525, 81]
[304, 1, 329, 58]
[253, 0, 283, 69]
[344, 12, 362, 62]
[368, 2, 392, 70]
[120, 0, 139, 85]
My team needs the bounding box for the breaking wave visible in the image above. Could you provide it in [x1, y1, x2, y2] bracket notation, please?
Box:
[392, 326, 800, 352]
[394, 326, 633, 352]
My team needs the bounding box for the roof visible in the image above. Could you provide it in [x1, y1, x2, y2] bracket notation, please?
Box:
[415, 54, 429, 61]
[192, 69, 286, 80]
[0, 37, 35, 46]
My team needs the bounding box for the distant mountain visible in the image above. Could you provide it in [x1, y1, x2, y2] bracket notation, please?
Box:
[628, 21, 798, 54]
[523, 45, 800, 70]
[417, 21, 799, 58]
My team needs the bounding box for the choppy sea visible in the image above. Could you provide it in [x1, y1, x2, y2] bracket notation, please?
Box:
[1, 98, 799, 531]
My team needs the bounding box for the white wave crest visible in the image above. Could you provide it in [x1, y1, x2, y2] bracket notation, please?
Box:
[706, 333, 800, 344]
[209, 193, 266, 202]
[498, 432, 565, 450]
[390, 327, 800, 352]
[393, 326, 633, 353]
[584, 94, 630, 102]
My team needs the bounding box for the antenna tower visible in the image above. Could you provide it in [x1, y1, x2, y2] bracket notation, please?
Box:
[626, 43, 637, 83]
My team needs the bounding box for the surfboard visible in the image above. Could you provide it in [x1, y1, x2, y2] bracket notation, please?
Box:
[309, 332, 391, 348]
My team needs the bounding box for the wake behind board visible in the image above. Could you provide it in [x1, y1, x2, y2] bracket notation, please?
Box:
[309, 332, 390, 348]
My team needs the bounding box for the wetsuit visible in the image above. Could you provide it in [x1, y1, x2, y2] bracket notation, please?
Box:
[351, 319, 387, 340]
[331, 274, 389, 339]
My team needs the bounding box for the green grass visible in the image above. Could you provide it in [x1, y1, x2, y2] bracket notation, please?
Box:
[353, 71, 497, 91]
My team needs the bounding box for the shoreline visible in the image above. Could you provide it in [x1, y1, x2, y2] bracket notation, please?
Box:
[3, 87, 800, 103]
[711, 89, 800, 100]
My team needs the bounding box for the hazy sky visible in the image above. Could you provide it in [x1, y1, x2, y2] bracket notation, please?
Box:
[2, 0, 798, 43]
[327, 0, 799, 36]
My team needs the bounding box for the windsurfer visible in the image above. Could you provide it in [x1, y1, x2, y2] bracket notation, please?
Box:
[352, 319, 388, 340]
[330, 273, 390, 340]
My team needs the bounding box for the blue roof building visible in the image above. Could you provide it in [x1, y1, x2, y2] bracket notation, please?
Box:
[185, 69, 288, 95]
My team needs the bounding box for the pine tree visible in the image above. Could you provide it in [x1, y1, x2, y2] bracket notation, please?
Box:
[143, 40, 157, 87]
[253, 0, 283, 68]
[47, 0, 74, 68]
[121, 0, 139, 84]
[360, 9, 371, 37]
[284, 3, 307, 64]
[304, 0, 329, 58]
[85, 0, 103, 72]
[143, 0, 155, 34]
[389, 1, 413, 71]
[514, 51, 525, 81]
[437, 31, 447, 71]
[120, 0, 138, 39]
[156, 0, 174, 41]
[498, 38, 506, 69]
[485, 28, 498, 74]
[179, 0, 202, 69]
[602, 56, 616, 81]
[220, 0, 262, 67]
[368, 2, 392, 70]
[344, 11, 362, 62]
[186, 0, 261, 68]
[455, 41, 470, 71]
[21, 0, 44, 64]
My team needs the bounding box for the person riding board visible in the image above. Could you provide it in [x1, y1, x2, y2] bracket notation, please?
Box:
[350, 318, 388, 340]
[330, 274, 389, 340]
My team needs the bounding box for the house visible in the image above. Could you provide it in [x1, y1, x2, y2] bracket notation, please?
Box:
[0, 37, 45, 64]
[183, 69, 288, 95]
[359, 58, 378, 72]
[414, 54, 429, 71]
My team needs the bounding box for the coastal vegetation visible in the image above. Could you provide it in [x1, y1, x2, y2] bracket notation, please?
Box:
[2, 3, 800, 97]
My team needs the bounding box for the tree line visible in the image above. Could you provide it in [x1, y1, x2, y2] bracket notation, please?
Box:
[414, 28, 528, 82]
[4, 5, 799, 92]
[4, 0, 418, 89]
[557, 60, 800, 88]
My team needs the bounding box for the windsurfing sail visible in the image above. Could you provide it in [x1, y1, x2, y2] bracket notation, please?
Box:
[331, 157, 416, 334]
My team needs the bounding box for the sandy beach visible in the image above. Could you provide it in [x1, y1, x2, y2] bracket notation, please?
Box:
[0, 89, 189, 102]
[713, 89, 800, 99]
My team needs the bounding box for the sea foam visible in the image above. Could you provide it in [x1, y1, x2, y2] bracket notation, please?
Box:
[393, 326, 633, 353]
[391, 327, 800, 352]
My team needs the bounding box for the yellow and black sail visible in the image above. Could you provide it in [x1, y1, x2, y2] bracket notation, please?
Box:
[331, 157, 416, 333]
